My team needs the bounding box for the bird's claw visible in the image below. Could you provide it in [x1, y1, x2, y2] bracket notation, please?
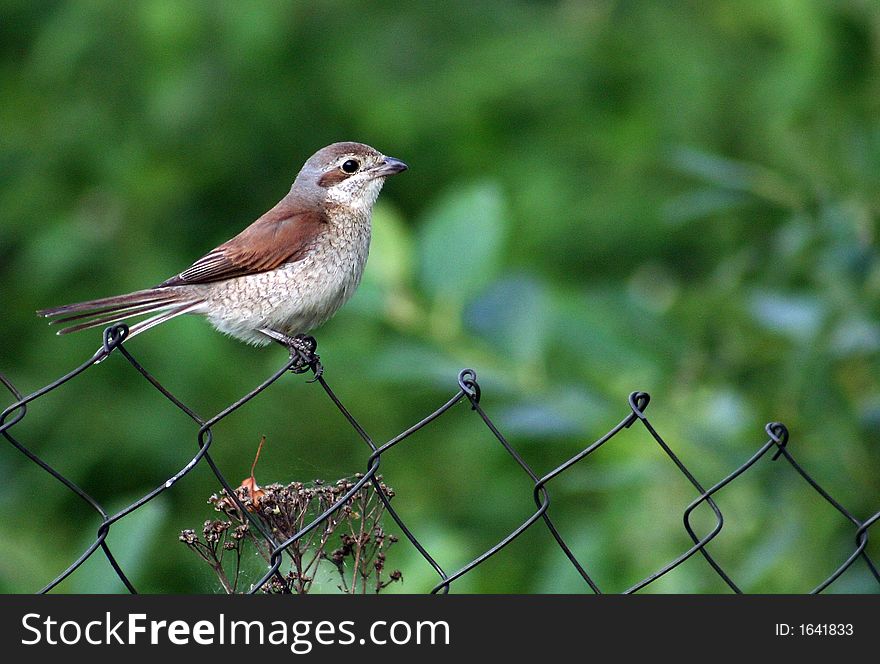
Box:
[306, 358, 324, 382]
[288, 334, 322, 380]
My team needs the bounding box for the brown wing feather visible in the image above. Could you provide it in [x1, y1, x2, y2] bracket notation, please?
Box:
[158, 198, 327, 287]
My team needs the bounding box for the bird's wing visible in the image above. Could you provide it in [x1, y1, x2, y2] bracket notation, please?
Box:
[157, 199, 327, 287]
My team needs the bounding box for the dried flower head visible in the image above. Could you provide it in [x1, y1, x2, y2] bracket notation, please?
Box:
[182, 472, 401, 594]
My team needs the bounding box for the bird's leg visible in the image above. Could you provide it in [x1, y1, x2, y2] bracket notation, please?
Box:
[259, 328, 323, 379]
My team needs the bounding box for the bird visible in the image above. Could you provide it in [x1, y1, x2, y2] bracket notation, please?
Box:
[37, 142, 407, 368]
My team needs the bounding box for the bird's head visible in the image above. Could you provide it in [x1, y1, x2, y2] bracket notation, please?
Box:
[294, 141, 408, 209]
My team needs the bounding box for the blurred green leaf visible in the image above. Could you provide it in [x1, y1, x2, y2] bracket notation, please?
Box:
[748, 291, 825, 341]
[416, 181, 507, 302]
[464, 273, 551, 363]
[67, 496, 167, 594]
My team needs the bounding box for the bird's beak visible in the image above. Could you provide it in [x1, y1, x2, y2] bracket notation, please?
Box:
[373, 156, 408, 177]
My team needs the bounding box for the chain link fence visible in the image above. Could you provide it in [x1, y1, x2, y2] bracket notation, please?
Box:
[1, 323, 878, 594]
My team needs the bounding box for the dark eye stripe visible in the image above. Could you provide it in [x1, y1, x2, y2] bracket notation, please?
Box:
[318, 170, 351, 188]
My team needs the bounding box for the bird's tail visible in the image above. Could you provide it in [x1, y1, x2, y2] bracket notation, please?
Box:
[37, 288, 202, 340]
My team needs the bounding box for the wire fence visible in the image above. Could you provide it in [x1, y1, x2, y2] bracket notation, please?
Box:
[1, 322, 877, 594]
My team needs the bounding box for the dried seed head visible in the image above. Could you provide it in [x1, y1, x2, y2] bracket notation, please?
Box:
[179, 529, 198, 545]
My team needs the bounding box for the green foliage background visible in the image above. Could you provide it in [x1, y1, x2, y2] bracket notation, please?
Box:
[1, 0, 878, 593]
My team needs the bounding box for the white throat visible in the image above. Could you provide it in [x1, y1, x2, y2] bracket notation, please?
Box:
[326, 177, 385, 209]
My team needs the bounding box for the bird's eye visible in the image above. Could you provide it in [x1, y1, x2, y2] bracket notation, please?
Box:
[341, 159, 360, 174]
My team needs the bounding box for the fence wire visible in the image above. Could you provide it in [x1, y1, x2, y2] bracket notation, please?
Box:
[1, 322, 877, 594]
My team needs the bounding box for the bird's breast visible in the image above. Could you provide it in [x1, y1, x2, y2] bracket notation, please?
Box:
[200, 210, 372, 342]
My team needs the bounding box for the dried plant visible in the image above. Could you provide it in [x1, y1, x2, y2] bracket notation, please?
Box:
[180, 439, 402, 594]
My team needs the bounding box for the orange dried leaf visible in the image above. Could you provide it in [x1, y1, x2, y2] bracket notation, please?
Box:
[238, 435, 267, 509]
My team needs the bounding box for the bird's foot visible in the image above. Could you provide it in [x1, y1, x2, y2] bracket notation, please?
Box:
[288, 334, 322, 380]
[259, 328, 323, 380]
